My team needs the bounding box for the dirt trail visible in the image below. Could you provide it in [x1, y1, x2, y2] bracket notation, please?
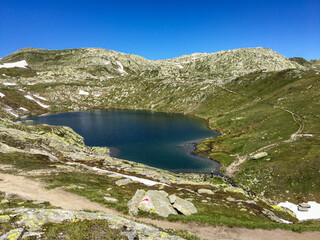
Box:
[1, 173, 320, 240]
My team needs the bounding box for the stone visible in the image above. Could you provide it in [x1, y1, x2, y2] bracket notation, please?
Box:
[298, 206, 309, 212]
[299, 203, 311, 208]
[169, 195, 177, 204]
[115, 178, 132, 186]
[32, 200, 49, 205]
[252, 152, 268, 160]
[262, 209, 283, 223]
[169, 195, 197, 216]
[0, 228, 25, 240]
[128, 189, 146, 215]
[198, 189, 214, 195]
[138, 190, 177, 217]
[103, 197, 118, 203]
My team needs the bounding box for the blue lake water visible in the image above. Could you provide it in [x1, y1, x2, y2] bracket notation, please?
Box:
[29, 110, 221, 173]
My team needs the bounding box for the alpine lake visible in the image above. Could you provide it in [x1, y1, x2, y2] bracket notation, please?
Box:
[28, 110, 221, 173]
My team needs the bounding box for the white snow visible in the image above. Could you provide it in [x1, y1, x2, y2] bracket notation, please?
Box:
[33, 94, 48, 101]
[78, 90, 89, 96]
[116, 61, 127, 74]
[19, 107, 28, 112]
[24, 95, 50, 108]
[94, 93, 101, 97]
[4, 108, 19, 118]
[0, 92, 5, 98]
[278, 201, 320, 221]
[3, 82, 17, 86]
[18, 88, 24, 92]
[27, 82, 35, 86]
[279, 218, 292, 224]
[0, 60, 28, 69]
[66, 162, 167, 186]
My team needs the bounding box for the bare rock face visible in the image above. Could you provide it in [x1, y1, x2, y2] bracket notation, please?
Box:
[138, 190, 177, 217]
[169, 194, 197, 216]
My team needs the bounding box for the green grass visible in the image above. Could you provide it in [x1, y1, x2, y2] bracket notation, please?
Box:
[0, 152, 52, 171]
[41, 220, 127, 240]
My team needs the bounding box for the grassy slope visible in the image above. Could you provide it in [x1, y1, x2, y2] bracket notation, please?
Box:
[194, 69, 320, 202]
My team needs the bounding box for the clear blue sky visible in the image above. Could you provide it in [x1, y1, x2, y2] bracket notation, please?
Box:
[0, 0, 319, 60]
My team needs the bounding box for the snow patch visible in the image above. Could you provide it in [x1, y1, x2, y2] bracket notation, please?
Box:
[3, 82, 17, 86]
[4, 108, 19, 118]
[0, 60, 28, 69]
[19, 107, 28, 112]
[0, 92, 5, 98]
[278, 201, 320, 221]
[116, 61, 127, 74]
[66, 162, 167, 186]
[79, 90, 89, 96]
[24, 95, 50, 108]
[33, 94, 48, 101]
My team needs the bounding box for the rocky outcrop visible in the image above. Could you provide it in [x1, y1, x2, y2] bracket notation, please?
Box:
[2, 208, 184, 239]
[0, 228, 25, 240]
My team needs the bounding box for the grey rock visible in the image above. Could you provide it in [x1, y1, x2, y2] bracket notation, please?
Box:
[138, 190, 177, 217]
[298, 206, 309, 212]
[32, 200, 49, 204]
[169, 195, 197, 216]
[252, 152, 268, 160]
[299, 203, 311, 208]
[0, 228, 25, 240]
[103, 197, 118, 203]
[198, 189, 214, 195]
[262, 209, 284, 223]
[169, 194, 177, 204]
[128, 189, 146, 215]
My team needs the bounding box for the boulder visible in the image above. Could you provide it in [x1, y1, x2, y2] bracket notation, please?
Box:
[198, 189, 214, 195]
[252, 152, 268, 160]
[115, 178, 132, 186]
[138, 190, 177, 217]
[169, 195, 197, 216]
[128, 189, 146, 215]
